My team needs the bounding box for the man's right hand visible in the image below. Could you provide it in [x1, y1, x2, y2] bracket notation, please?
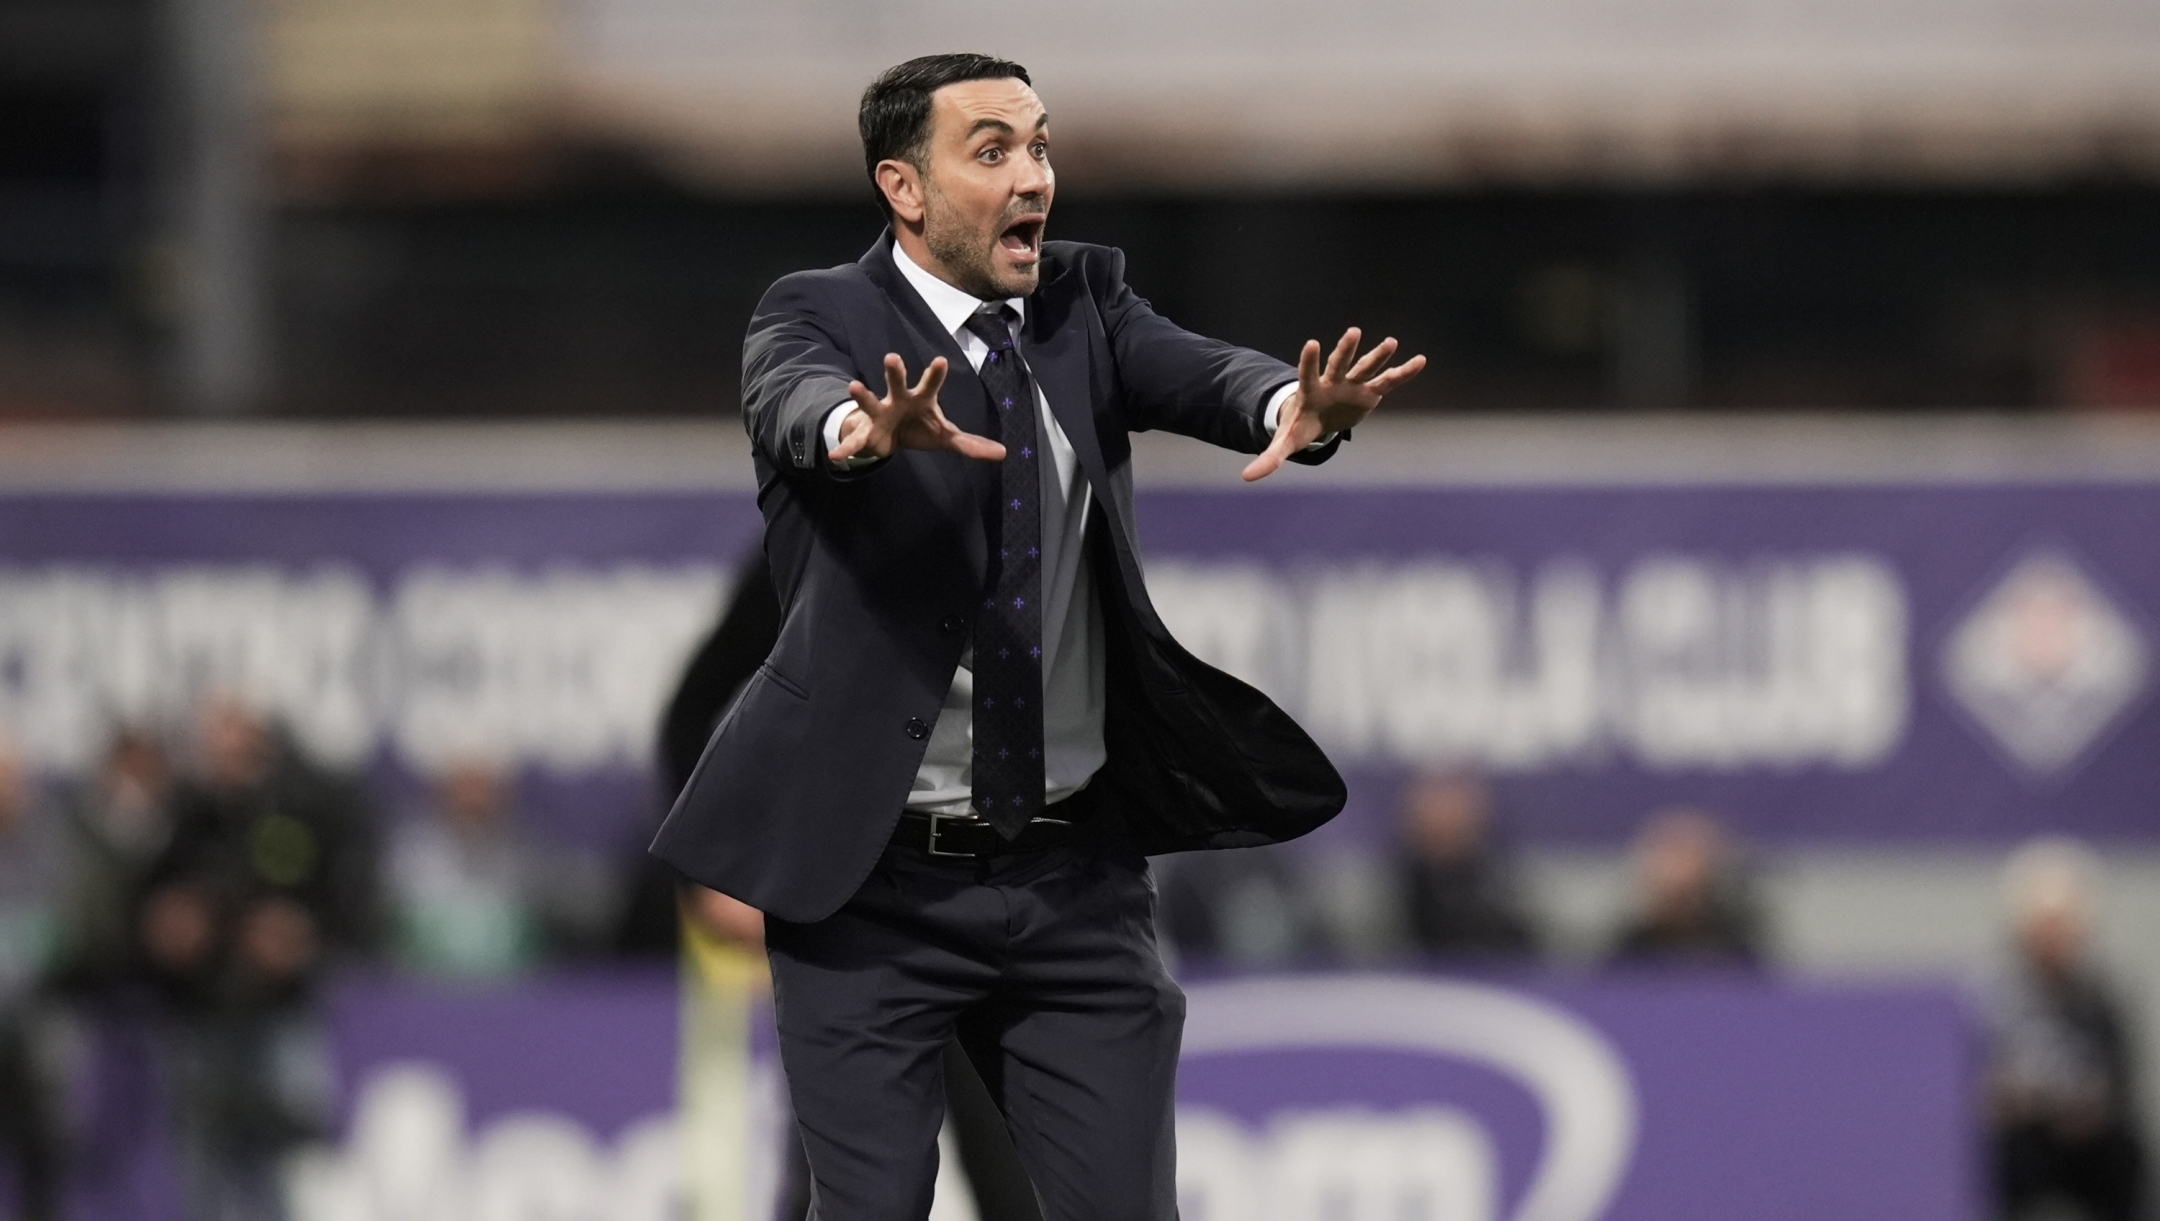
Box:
[831, 353, 1008, 463]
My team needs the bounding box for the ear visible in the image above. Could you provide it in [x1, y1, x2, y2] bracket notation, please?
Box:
[876, 159, 926, 226]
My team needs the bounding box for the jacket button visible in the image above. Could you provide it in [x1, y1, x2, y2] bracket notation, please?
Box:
[939, 615, 964, 635]
[905, 717, 930, 740]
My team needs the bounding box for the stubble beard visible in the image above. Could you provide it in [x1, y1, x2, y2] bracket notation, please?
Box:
[922, 175, 1041, 301]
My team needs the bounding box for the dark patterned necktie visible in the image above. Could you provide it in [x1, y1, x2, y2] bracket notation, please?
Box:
[962, 306, 1045, 837]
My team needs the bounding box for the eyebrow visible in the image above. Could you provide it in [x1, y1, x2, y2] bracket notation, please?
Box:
[967, 112, 1050, 140]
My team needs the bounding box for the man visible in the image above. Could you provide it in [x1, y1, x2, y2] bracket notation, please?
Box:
[1607, 808, 1764, 966]
[144, 697, 374, 1221]
[1396, 771, 1538, 959]
[652, 52, 1424, 1219]
[658, 554, 1045, 1221]
[386, 759, 618, 976]
[1990, 838, 2145, 1221]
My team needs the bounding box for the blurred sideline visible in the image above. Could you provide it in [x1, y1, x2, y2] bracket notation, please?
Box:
[3, 413, 2158, 1220]
[7, 416, 2158, 1118]
[10, 412, 2160, 491]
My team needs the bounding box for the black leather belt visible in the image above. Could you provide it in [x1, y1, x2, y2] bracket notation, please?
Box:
[892, 790, 1094, 859]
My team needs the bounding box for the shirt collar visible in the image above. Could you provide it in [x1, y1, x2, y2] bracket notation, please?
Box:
[891, 239, 1027, 340]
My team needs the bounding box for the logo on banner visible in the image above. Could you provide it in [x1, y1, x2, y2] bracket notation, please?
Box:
[288, 1064, 685, 1221]
[1175, 976, 1638, 1221]
[1942, 551, 2151, 777]
[288, 1058, 792, 1221]
[0, 563, 727, 774]
[1150, 554, 1910, 772]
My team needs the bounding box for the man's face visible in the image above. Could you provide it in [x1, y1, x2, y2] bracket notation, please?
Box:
[916, 77, 1053, 299]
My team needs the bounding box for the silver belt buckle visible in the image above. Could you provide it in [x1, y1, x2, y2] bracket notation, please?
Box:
[926, 810, 976, 858]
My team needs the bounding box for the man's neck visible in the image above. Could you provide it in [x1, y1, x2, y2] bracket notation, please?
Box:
[892, 228, 977, 299]
[890, 232, 1025, 338]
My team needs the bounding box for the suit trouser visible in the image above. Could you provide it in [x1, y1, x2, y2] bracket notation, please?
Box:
[764, 835, 1185, 1221]
[774, 1042, 1044, 1221]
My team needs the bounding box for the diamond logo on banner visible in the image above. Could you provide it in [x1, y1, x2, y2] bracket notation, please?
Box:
[1942, 552, 2150, 777]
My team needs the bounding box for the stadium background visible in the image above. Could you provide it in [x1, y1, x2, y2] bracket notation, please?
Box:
[2, 1, 2158, 1219]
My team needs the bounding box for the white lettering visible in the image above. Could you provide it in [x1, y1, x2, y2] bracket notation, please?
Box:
[0, 552, 1903, 778]
[0, 564, 724, 776]
[0, 566, 378, 770]
[1149, 553, 1909, 772]
[287, 1064, 687, 1221]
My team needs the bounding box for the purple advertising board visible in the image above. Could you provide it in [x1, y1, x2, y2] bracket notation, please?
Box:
[1173, 973, 1977, 1221]
[1, 480, 2154, 846]
[268, 969, 1974, 1221]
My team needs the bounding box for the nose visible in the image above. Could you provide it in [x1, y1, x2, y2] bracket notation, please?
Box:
[1014, 149, 1052, 198]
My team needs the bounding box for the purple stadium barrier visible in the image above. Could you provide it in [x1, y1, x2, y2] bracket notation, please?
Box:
[2, 482, 2155, 846]
[249, 968, 1977, 1221]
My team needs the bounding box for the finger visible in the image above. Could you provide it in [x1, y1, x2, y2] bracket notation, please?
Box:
[920, 399, 1006, 461]
[924, 395, 977, 438]
[1242, 413, 1303, 482]
[1241, 431, 1294, 482]
[1297, 339, 1324, 394]
[1347, 336, 1399, 381]
[1325, 328, 1362, 382]
[913, 356, 949, 400]
[1364, 353, 1429, 396]
[882, 353, 911, 401]
[947, 431, 1009, 462]
[828, 407, 870, 460]
[834, 386, 882, 459]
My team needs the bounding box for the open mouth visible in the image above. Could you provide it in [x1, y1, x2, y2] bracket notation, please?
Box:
[999, 215, 1045, 262]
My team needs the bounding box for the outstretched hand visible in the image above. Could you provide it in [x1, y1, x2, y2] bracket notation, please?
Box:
[830, 353, 1008, 464]
[1241, 328, 1426, 482]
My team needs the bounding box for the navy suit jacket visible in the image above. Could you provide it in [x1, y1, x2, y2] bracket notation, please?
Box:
[651, 233, 1347, 923]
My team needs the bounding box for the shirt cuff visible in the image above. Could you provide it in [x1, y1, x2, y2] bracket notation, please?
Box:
[1262, 383, 1336, 451]
[822, 403, 877, 469]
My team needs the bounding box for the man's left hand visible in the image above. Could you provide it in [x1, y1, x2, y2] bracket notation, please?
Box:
[1243, 328, 1426, 482]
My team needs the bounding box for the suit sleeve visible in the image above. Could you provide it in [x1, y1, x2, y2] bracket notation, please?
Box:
[740, 273, 881, 480]
[1097, 247, 1343, 465]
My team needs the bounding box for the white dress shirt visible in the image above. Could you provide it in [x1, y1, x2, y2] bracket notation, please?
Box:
[822, 243, 1305, 818]
[823, 244, 1106, 814]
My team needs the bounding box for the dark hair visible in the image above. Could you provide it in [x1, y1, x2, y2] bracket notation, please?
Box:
[859, 53, 1031, 222]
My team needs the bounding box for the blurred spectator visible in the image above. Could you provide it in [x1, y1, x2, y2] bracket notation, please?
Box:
[148, 695, 379, 982]
[1608, 808, 1764, 966]
[677, 884, 813, 1221]
[59, 729, 177, 990]
[0, 737, 66, 1221]
[1395, 771, 1538, 958]
[1990, 838, 2146, 1221]
[682, 885, 766, 951]
[141, 695, 377, 1221]
[386, 758, 620, 977]
[1157, 848, 1317, 967]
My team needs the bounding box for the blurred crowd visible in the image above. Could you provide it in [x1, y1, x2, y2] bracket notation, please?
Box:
[0, 708, 2147, 1221]
[1157, 772, 1768, 970]
[1156, 771, 2146, 1221]
[0, 695, 664, 1221]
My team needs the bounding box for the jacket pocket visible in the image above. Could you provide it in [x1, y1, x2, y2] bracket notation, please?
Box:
[759, 659, 811, 701]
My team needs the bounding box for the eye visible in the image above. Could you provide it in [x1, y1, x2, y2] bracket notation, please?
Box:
[1030, 140, 1048, 159]
[978, 146, 1004, 165]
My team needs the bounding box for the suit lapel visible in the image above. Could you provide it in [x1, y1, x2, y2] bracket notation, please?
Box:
[1023, 255, 1149, 582]
[1022, 260, 1115, 506]
[858, 235, 998, 525]
[859, 236, 992, 440]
